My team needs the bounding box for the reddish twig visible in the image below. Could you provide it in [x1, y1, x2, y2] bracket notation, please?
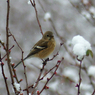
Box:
[9, 29, 29, 94]
[9, 30, 23, 52]
[39, 64, 57, 81]
[39, 57, 64, 94]
[30, 0, 43, 35]
[23, 43, 62, 94]
[6, 0, 17, 94]
[22, 59, 29, 94]
[11, 65, 19, 83]
[92, 89, 95, 95]
[1, 45, 14, 60]
[31, 58, 49, 95]
[49, 43, 63, 61]
[40, 57, 64, 81]
[23, 85, 34, 91]
[0, 46, 10, 95]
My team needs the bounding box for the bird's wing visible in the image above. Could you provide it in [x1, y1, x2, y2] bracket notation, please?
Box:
[26, 39, 48, 58]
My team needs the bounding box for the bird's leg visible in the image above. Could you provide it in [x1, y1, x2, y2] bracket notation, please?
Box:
[42, 58, 49, 65]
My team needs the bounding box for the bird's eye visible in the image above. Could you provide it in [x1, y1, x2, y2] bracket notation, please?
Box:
[47, 35, 49, 37]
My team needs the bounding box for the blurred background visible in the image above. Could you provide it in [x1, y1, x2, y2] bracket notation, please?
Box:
[0, 0, 95, 95]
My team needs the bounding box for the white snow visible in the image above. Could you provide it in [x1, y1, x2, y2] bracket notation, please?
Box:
[85, 92, 92, 95]
[44, 12, 51, 21]
[9, 56, 12, 60]
[82, 0, 89, 5]
[14, 82, 20, 91]
[81, 11, 91, 19]
[80, 83, 93, 91]
[87, 65, 95, 78]
[28, 0, 31, 5]
[49, 81, 59, 91]
[89, 6, 95, 15]
[63, 67, 79, 82]
[72, 35, 92, 60]
[73, 43, 86, 60]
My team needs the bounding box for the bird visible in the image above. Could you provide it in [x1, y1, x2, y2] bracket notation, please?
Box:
[14, 31, 56, 68]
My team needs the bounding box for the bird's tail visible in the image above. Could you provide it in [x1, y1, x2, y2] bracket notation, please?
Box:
[14, 57, 28, 68]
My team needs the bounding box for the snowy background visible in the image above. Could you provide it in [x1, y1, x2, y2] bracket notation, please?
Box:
[0, 0, 95, 95]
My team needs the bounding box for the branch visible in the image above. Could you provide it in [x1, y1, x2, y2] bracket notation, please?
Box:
[92, 89, 95, 95]
[22, 60, 29, 94]
[1, 45, 14, 60]
[31, 58, 49, 95]
[6, 0, 17, 94]
[30, 0, 43, 35]
[9, 30, 29, 94]
[75, 60, 82, 95]
[39, 57, 64, 94]
[0, 46, 10, 95]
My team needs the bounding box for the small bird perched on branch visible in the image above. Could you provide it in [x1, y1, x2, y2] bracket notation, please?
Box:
[14, 31, 56, 68]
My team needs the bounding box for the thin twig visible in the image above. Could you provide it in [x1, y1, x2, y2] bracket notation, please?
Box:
[12, 67, 19, 83]
[1, 45, 14, 60]
[76, 60, 82, 95]
[23, 43, 62, 94]
[22, 59, 29, 94]
[49, 43, 63, 61]
[40, 57, 64, 81]
[0, 46, 10, 95]
[31, 43, 63, 94]
[92, 89, 95, 95]
[23, 85, 34, 91]
[39, 57, 64, 94]
[31, 59, 48, 95]
[38, 0, 46, 13]
[9, 30, 29, 94]
[6, 0, 17, 94]
[9, 30, 23, 52]
[30, 0, 43, 35]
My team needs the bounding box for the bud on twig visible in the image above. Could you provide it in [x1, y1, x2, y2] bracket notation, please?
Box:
[37, 90, 40, 95]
